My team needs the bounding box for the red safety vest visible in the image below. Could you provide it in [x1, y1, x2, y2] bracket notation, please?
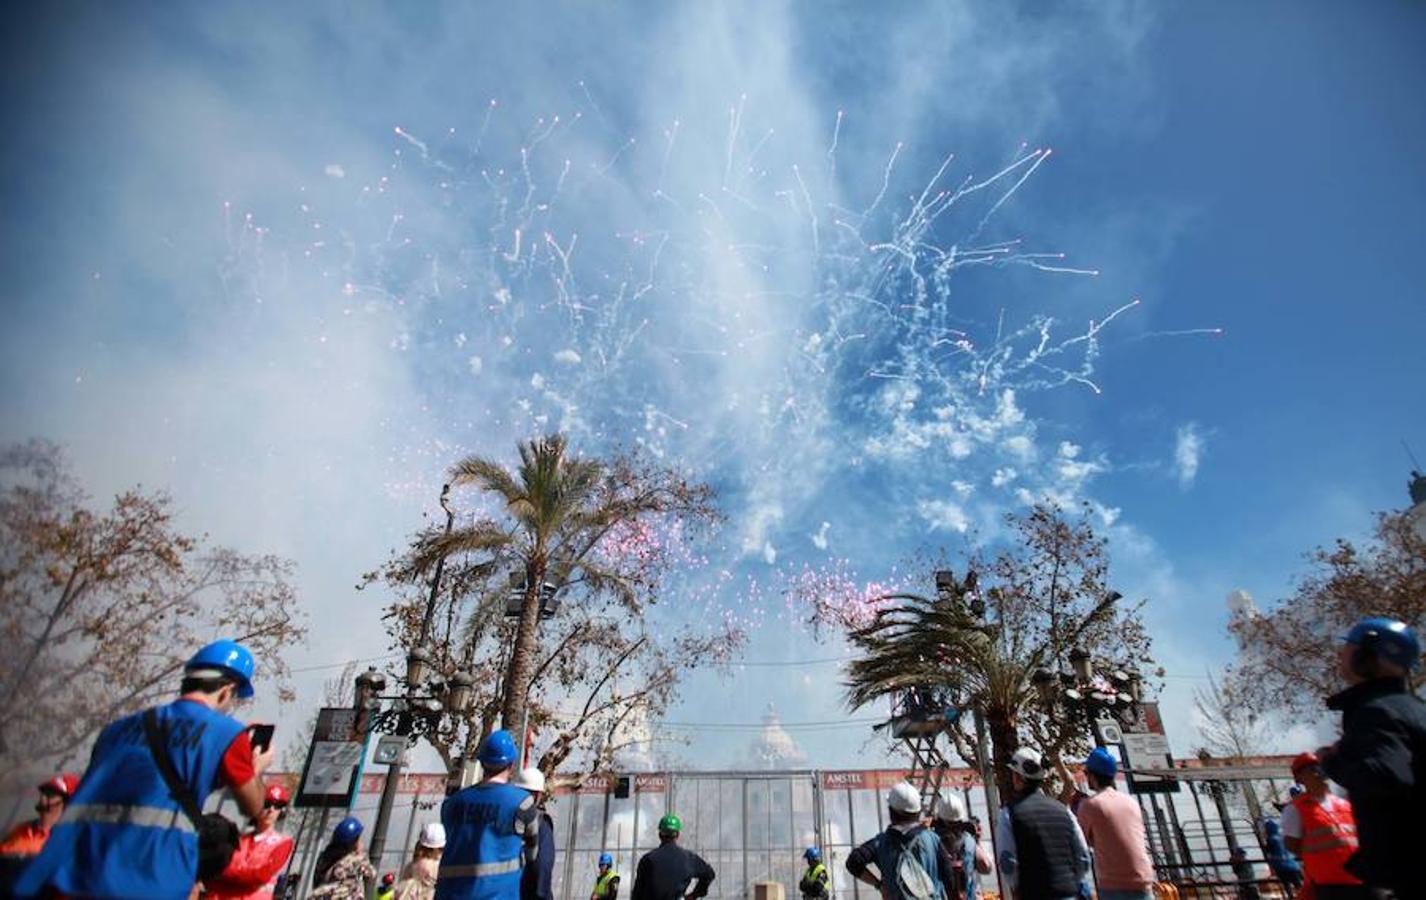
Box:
[1291, 793, 1361, 886]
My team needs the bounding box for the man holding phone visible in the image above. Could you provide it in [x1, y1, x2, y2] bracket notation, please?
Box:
[16, 638, 276, 899]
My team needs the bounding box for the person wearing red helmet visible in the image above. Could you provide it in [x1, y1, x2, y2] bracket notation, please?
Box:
[203, 783, 296, 900]
[1280, 752, 1363, 899]
[0, 774, 79, 892]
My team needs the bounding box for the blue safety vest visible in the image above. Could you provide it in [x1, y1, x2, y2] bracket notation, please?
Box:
[436, 781, 534, 900]
[15, 698, 245, 900]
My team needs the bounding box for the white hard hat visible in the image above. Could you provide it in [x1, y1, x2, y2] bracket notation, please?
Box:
[512, 767, 547, 793]
[419, 822, 447, 849]
[1008, 747, 1047, 781]
[887, 782, 923, 815]
[933, 793, 968, 823]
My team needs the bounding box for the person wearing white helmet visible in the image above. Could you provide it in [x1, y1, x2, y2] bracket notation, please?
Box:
[932, 793, 991, 900]
[993, 747, 1090, 900]
[513, 768, 556, 900]
[394, 823, 446, 900]
[846, 782, 955, 900]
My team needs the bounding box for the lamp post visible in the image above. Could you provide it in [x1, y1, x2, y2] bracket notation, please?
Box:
[1034, 638, 1142, 748]
[366, 485, 472, 867]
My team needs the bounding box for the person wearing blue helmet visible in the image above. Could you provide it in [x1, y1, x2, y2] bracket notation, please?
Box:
[436, 729, 541, 900]
[1318, 615, 1425, 898]
[798, 847, 828, 900]
[311, 817, 376, 898]
[1072, 747, 1154, 900]
[590, 853, 620, 900]
[16, 638, 274, 900]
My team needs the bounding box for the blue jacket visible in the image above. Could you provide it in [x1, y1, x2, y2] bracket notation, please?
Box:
[437, 781, 539, 900]
[16, 699, 245, 899]
[847, 824, 951, 900]
[955, 831, 981, 900]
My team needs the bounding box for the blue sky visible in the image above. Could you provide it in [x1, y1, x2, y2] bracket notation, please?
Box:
[3, 2, 1423, 769]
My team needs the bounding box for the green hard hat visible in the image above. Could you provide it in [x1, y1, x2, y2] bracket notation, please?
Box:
[658, 813, 682, 834]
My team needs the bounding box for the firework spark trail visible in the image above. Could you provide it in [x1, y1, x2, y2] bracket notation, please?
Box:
[1129, 327, 1225, 340]
[597, 137, 637, 176]
[791, 164, 820, 257]
[656, 119, 681, 197]
[826, 109, 843, 191]
[723, 94, 746, 189]
[475, 99, 499, 155]
[393, 126, 429, 158]
[222, 91, 1221, 635]
[970, 147, 1052, 240]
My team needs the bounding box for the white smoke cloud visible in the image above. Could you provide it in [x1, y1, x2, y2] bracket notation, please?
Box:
[0, 1, 1189, 769]
[1174, 422, 1204, 488]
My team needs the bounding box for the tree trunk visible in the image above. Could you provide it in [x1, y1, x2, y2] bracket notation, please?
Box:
[499, 559, 546, 745]
[985, 706, 1020, 803]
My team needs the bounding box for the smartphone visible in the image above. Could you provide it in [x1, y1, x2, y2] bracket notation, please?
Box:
[247, 723, 276, 753]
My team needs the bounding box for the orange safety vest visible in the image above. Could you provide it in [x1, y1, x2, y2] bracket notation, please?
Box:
[1291, 793, 1361, 886]
[0, 820, 50, 860]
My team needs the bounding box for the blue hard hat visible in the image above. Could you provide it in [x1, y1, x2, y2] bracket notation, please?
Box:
[1085, 746, 1118, 779]
[185, 639, 256, 698]
[1344, 617, 1420, 671]
[599, 853, 614, 867]
[478, 729, 519, 768]
[334, 816, 363, 843]
[804, 847, 821, 862]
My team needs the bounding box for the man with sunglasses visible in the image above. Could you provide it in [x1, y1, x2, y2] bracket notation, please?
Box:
[0, 774, 79, 895]
[1280, 753, 1363, 900]
[206, 784, 297, 900]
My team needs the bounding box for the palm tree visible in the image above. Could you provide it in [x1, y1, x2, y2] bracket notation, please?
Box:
[844, 579, 1122, 801]
[417, 434, 711, 746]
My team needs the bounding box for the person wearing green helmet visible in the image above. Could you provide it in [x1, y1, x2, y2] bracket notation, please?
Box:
[630, 814, 714, 900]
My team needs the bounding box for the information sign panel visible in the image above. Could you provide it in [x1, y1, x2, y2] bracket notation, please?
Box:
[295, 707, 365, 808]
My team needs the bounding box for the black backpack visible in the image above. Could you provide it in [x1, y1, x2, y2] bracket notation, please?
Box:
[142, 709, 241, 882]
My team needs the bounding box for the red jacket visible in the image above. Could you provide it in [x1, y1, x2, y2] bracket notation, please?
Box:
[204, 828, 296, 900]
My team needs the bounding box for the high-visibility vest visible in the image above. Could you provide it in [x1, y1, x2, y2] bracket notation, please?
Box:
[1291, 794, 1361, 886]
[437, 781, 532, 900]
[800, 863, 828, 896]
[593, 869, 620, 898]
[14, 699, 245, 899]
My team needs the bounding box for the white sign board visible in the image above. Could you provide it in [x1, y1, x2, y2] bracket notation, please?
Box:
[1122, 732, 1172, 775]
[301, 741, 364, 796]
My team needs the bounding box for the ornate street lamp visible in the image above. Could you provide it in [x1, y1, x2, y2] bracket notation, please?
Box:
[446, 671, 475, 714]
[406, 647, 433, 688]
[1032, 668, 1058, 705]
